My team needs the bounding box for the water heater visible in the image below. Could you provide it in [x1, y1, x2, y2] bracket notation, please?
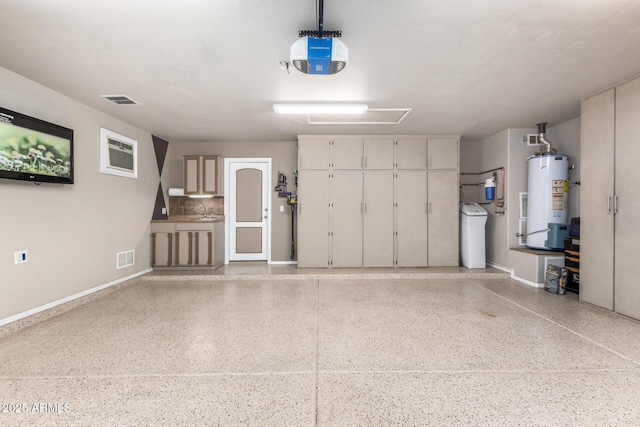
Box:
[526, 153, 569, 250]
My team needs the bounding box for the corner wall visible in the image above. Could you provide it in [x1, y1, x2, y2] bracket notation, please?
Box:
[0, 66, 158, 323]
[460, 120, 581, 273]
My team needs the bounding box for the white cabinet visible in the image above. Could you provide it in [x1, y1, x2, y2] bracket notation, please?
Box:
[363, 170, 394, 267]
[184, 155, 220, 196]
[397, 138, 427, 169]
[581, 78, 640, 321]
[298, 137, 331, 169]
[332, 138, 364, 169]
[396, 170, 429, 267]
[613, 78, 640, 320]
[331, 170, 364, 267]
[581, 89, 615, 310]
[297, 170, 330, 267]
[428, 170, 459, 266]
[296, 135, 459, 269]
[364, 138, 395, 170]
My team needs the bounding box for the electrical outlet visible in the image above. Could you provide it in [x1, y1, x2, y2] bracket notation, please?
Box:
[161, 207, 167, 215]
[14, 250, 28, 264]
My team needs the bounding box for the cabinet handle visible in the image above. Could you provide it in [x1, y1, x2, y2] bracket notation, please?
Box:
[364, 203, 368, 214]
[429, 202, 432, 213]
[425, 202, 428, 213]
[361, 157, 364, 168]
[614, 195, 619, 214]
[608, 196, 612, 214]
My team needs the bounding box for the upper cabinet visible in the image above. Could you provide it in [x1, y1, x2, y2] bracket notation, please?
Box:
[298, 137, 331, 169]
[396, 138, 428, 169]
[427, 138, 459, 169]
[364, 138, 394, 169]
[396, 137, 459, 170]
[332, 138, 364, 169]
[184, 155, 221, 196]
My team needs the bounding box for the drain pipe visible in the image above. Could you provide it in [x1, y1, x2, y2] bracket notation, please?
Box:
[537, 122, 553, 153]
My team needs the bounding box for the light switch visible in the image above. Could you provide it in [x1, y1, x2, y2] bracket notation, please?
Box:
[280, 205, 284, 212]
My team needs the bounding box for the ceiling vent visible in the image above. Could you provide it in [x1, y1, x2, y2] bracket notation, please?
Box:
[100, 95, 139, 105]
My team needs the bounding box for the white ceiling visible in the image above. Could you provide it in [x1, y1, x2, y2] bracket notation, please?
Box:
[1, 0, 640, 143]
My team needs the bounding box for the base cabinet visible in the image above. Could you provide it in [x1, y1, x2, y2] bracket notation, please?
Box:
[151, 221, 224, 268]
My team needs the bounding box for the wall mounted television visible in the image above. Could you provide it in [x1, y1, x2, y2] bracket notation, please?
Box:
[0, 107, 74, 184]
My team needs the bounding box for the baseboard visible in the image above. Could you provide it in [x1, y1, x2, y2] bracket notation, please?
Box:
[511, 275, 545, 288]
[269, 261, 297, 265]
[0, 268, 152, 329]
[487, 261, 544, 288]
[486, 262, 513, 274]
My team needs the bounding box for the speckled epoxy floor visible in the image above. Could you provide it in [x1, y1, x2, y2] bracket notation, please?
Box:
[1, 270, 640, 426]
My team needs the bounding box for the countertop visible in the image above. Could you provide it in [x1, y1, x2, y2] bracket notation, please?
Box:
[151, 216, 224, 224]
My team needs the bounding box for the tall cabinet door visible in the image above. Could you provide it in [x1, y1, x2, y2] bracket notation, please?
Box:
[581, 89, 615, 310]
[614, 79, 640, 320]
[332, 170, 364, 267]
[363, 171, 394, 267]
[396, 171, 428, 267]
[428, 170, 459, 266]
[297, 170, 330, 267]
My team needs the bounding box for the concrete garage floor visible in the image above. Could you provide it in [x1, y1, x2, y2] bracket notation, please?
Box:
[1, 265, 639, 426]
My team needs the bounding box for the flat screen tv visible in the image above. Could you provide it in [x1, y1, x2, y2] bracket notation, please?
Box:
[0, 107, 74, 184]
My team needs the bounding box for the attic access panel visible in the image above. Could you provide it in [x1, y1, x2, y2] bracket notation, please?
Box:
[304, 109, 411, 125]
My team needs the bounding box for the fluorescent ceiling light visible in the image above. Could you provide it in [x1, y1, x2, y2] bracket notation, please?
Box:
[273, 104, 368, 114]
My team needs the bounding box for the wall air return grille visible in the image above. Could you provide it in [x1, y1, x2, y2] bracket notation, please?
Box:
[101, 94, 139, 105]
[117, 250, 135, 269]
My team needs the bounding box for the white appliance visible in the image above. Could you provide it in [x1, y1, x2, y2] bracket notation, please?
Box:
[526, 153, 569, 250]
[460, 203, 488, 269]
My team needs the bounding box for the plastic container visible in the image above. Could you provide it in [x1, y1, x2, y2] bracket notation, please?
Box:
[485, 178, 495, 201]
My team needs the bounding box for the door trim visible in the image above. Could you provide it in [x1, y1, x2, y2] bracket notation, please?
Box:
[224, 158, 272, 264]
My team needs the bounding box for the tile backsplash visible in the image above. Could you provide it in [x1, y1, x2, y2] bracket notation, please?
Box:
[169, 197, 224, 217]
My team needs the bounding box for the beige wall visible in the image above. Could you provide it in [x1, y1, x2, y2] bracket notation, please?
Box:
[0, 66, 158, 323]
[163, 141, 297, 262]
[547, 117, 581, 219]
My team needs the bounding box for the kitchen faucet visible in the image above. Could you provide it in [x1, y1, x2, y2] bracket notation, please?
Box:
[199, 204, 208, 219]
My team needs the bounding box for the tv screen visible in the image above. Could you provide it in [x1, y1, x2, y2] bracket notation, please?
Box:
[0, 107, 74, 184]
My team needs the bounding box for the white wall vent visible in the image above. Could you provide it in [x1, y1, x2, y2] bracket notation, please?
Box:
[100, 94, 139, 105]
[518, 219, 527, 246]
[100, 128, 138, 179]
[117, 250, 135, 269]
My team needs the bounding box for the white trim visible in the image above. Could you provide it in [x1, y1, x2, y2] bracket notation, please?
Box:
[487, 261, 544, 288]
[224, 158, 272, 264]
[512, 275, 545, 288]
[487, 262, 513, 274]
[0, 268, 152, 327]
[269, 261, 297, 265]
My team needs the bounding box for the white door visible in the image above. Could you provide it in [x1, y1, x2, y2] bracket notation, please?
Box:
[226, 159, 271, 262]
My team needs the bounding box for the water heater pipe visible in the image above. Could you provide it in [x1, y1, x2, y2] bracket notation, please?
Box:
[537, 122, 553, 153]
[460, 166, 506, 215]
